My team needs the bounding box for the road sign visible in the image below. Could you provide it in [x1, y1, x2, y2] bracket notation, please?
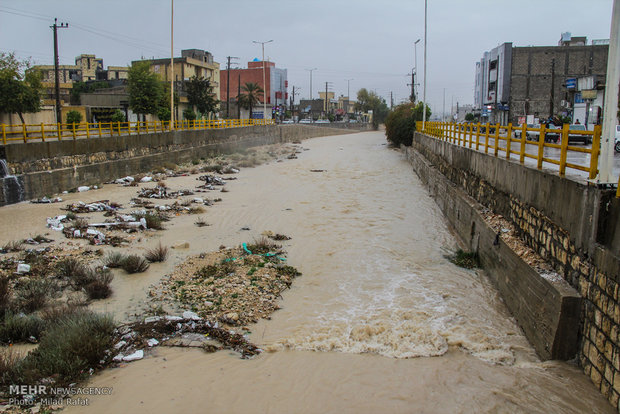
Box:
[566, 78, 577, 89]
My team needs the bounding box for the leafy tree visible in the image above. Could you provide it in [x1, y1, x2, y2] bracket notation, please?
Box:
[66, 110, 82, 124]
[465, 112, 475, 122]
[183, 108, 197, 120]
[157, 82, 179, 122]
[237, 82, 264, 119]
[385, 102, 416, 147]
[354, 88, 389, 129]
[70, 81, 110, 105]
[128, 60, 163, 121]
[111, 109, 125, 123]
[412, 101, 432, 122]
[185, 75, 218, 117]
[0, 52, 42, 124]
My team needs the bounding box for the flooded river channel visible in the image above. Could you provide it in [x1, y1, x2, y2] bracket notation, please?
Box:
[2, 131, 614, 413]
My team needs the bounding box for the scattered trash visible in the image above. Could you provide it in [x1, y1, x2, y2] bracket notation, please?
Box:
[46, 215, 68, 231]
[140, 176, 153, 183]
[122, 350, 144, 362]
[115, 176, 135, 185]
[16, 263, 31, 274]
[64, 200, 122, 213]
[31, 196, 62, 204]
[147, 338, 159, 347]
[310, 169, 325, 173]
[197, 175, 226, 186]
[77, 186, 91, 192]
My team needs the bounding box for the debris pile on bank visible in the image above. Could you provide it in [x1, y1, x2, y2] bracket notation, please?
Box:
[150, 237, 301, 327]
[112, 312, 261, 360]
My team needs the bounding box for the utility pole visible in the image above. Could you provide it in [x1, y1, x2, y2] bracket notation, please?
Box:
[291, 86, 300, 121]
[390, 91, 393, 110]
[226, 56, 238, 118]
[50, 18, 68, 124]
[237, 74, 241, 119]
[323, 81, 333, 115]
[409, 71, 415, 103]
[443, 88, 445, 122]
[549, 58, 555, 119]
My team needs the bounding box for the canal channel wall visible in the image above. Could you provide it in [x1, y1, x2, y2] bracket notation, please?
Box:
[0, 124, 369, 206]
[406, 131, 620, 409]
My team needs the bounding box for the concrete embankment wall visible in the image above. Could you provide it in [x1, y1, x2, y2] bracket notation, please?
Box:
[407, 131, 620, 408]
[0, 124, 367, 205]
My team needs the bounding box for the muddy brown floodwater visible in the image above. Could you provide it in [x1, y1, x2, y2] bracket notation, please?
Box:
[1, 131, 614, 413]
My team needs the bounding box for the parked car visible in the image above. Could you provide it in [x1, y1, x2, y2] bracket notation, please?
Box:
[315, 119, 330, 124]
[527, 124, 560, 143]
[299, 119, 313, 124]
[282, 119, 294, 124]
[568, 124, 591, 145]
[513, 124, 536, 139]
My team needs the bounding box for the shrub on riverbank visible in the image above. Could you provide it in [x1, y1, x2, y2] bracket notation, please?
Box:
[385, 102, 432, 147]
[8, 310, 115, 387]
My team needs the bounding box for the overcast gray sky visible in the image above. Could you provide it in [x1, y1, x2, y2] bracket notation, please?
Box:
[0, 0, 614, 115]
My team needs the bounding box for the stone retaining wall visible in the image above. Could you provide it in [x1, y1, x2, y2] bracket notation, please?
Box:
[409, 131, 620, 409]
[0, 125, 361, 205]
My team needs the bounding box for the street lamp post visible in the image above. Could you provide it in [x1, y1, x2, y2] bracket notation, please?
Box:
[422, 0, 428, 131]
[414, 39, 420, 103]
[306, 68, 317, 120]
[253, 40, 273, 122]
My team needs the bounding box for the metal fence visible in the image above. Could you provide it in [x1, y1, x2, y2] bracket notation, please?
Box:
[1, 118, 276, 144]
[417, 121, 620, 197]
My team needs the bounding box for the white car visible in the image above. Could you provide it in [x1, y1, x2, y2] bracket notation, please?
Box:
[299, 119, 313, 124]
[315, 119, 330, 124]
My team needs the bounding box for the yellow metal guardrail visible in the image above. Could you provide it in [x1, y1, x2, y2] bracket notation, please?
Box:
[0, 118, 276, 144]
[417, 121, 603, 181]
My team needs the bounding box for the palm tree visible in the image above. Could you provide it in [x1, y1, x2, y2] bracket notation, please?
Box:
[237, 82, 264, 119]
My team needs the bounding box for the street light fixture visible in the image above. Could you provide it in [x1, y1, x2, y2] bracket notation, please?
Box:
[306, 68, 317, 120]
[422, 0, 428, 130]
[253, 40, 273, 122]
[346, 79, 354, 118]
[414, 39, 420, 103]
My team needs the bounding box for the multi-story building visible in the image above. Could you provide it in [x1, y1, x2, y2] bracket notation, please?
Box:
[220, 60, 287, 118]
[473, 43, 512, 124]
[474, 34, 609, 128]
[135, 49, 220, 119]
[34, 54, 129, 106]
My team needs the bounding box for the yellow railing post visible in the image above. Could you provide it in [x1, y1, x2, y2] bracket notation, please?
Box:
[537, 125, 546, 169]
[57, 123, 62, 141]
[589, 124, 602, 180]
[484, 122, 491, 154]
[505, 123, 513, 159]
[493, 124, 500, 157]
[475, 122, 481, 150]
[22, 123, 27, 143]
[1, 124, 5, 145]
[117, 121, 121, 136]
[72, 123, 77, 140]
[85, 122, 90, 139]
[40, 123, 46, 142]
[98, 122, 102, 138]
[519, 123, 527, 164]
[137, 120, 141, 135]
[559, 123, 570, 176]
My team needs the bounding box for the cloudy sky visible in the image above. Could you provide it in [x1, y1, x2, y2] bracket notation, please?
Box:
[0, 0, 614, 116]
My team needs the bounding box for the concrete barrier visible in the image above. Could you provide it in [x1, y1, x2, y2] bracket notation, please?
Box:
[0, 124, 361, 205]
[409, 131, 620, 408]
[405, 143, 581, 360]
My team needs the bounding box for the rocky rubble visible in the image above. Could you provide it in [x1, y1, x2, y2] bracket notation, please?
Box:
[150, 242, 301, 327]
